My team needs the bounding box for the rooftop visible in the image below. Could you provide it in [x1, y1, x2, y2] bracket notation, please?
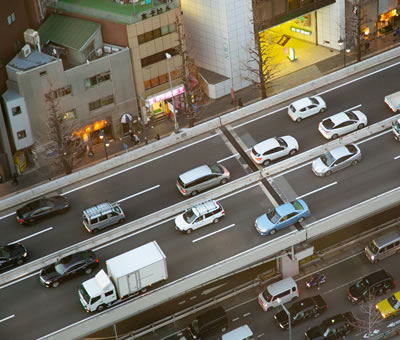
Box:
[48, 0, 180, 25]
[7, 50, 56, 72]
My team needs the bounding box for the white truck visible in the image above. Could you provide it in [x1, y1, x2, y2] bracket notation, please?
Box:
[78, 241, 167, 312]
[384, 91, 400, 113]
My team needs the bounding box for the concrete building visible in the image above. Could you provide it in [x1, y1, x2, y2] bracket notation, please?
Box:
[46, 0, 186, 126]
[2, 14, 138, 170]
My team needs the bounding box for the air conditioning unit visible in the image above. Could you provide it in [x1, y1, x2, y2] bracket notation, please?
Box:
[21, 44, 32, 58]
[111, 47, 119, 53]
[104, 45, 112, 53]
[24, 29, 40, 46]
[95, 48, 103, 57]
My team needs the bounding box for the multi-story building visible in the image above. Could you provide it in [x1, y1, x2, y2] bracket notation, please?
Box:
[2, 14, 137, 170]
[46, 0, 185, 125]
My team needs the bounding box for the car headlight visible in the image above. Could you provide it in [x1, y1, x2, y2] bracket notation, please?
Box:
[23, 251, 28, 257]
[381, 312, 386, 318]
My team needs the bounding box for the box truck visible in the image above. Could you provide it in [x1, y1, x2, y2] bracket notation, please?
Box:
[78, 241, 167, 312]
[384, 91, 400, 113]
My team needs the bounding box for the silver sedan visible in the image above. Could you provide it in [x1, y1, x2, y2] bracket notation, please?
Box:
[312, 143, 361, 176]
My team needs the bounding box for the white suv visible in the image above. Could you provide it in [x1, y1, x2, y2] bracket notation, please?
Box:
[175, 200, 224, 234]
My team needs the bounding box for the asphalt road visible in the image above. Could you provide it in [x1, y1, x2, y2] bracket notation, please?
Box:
[1, 58, 400, 339]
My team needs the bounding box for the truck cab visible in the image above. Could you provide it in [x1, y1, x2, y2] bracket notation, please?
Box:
[385, 91, 400, 113]
[79, 270, 117, 312]
[392, 118, 400, 141]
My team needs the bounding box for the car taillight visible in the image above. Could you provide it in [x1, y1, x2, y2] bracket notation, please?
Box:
[255, 157, 262, 161]
[221, 211, 225, 215]
[181, 188, 187, 193]
[19, 219, 25, 224]
[95, 258, 99, 263]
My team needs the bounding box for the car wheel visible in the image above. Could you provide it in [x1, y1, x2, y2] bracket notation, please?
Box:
[325, 170, 332, 176]
[320, 108, 326, 113]
[332, 134, 339, 140]
[85, 267, 93, 275]
[51, 281, 60, 288]
[263, 159, 271, 166]
[191, 190, 198, 197]
[186, 228, 193, 234]
[213, 218, 220, 224]
[269, 229, 276, 235]
[96, 304, 105, 312]
[220, 178, 228, 185]
[289, 149, 297, 156]
[16, 259, 24, 265]
[298, 217, 305, 223]
[296, 117, 302, 122]
[119, 218, 125, 224]
[351, 160, 359, 166]
[357, 123, 365, 130]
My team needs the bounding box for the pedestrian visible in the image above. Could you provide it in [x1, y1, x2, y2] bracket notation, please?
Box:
[144, 136, 148, 145]
[238, 98, 244, 108]
[155, 133, 160, 141]
[12, 172, 18, 185]
[134, 133, 140, 145]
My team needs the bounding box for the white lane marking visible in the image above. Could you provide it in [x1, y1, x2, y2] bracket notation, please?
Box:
[9, 227, 53, 244]
[234, 106, 284, 128]
[117, 185, 160, 203]
[0, 315, 15, 323]
[232, 317, 240, 322]
[271, 160, 314, 179]
[217, 154, 239, 163]
[219, 183, 260, 200]
[243, 312, 251, 317]
[297, 182, 337, 199]
[192, 224, 235, 243]
[394, 155, 400, 160]
[357, 129, 391, 145]
[178, 301, 185, 305]
[189, 296, 197, 300]
[62, 133, 220, 196]
[0, 271, 40, 290]
[257, 334, 265, 338]
[0, 212, 15, 221]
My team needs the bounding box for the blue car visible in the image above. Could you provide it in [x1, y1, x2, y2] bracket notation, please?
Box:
[255, 199, 310, 236]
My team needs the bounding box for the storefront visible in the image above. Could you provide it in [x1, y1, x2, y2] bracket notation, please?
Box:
[377, 8, 399, 36]
[73, 118, 112, 146]
[144, 84, 186, 123]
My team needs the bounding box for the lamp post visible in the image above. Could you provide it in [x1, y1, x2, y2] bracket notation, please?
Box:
[277, 298, 292, 340]
[165, 52, 179, 131]
[338, 37, 351, 67]
[99, 129, 109, 160]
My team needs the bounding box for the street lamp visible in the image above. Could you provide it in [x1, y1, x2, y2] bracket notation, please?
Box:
[165, 52, 179, 131]
[277, 298, 292, 340]
[338, 37, 351, 67]
[99, 129, 110, 160]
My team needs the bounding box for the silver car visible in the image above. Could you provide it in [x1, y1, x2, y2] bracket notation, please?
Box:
[312, 143, 361, 176]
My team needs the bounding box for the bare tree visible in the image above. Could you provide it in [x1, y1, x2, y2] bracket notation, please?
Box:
[241, 0, 279, 99]
[355, 291, 384, 338]
[45, 87, 82, 175]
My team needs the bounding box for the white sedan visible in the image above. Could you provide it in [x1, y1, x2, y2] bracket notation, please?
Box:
[288, 96, 326, 122]
[318, 110, 368, 140]
[250, 136, 299, 166]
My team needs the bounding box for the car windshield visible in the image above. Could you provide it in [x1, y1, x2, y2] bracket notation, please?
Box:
[267, 208, 281, 224]
[262, 290, 273, 302]
[191, 320, 200, 334]
[345, 111, 357, 120]
[79, 285, 91, 304]
[183, 209, 198, 223]
[322, 118, 335, 129]
[356, 278, 369, 289]
[291, 200, 304, 211]
[323, 327, 332, 337]
[388, 295, 400, 309]
[54, 255, 73, 275]
[345, 144, 357, 154]
[320, 151, 335, 166]
[276, 137, 288, 148]
[0, 247, 10, 258]
[309, 97, 318, 105]
[394, 121, 400, 133]
[368, 241, 379, 254]
[209, 164, 223, 174]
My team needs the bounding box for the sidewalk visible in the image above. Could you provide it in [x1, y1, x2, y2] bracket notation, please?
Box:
[1, 36, 399, 199]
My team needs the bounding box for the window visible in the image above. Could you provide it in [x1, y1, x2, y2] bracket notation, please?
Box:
[17, 130, 26, 139]
[138, 24, 176, 44]
[12, 106, 22, 116]
[105, 290, 114, 297]
[7, 12, 16, 25]
[40, 71, 47, 77]
[57, 86, 72, 97]
[85, 72, 111, 88]
[59, 109, 76, 120]
[141, 48, 178, 67]
[89, 95, 114, 111]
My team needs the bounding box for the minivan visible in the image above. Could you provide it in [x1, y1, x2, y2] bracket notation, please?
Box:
[258, 277, 299, 311]
[222, 325, 254, 340]
[187, 306, 228, 339]
[176, 164, 230, 197]
[365, 230, 400, 263]
[82, 201, 125, 233]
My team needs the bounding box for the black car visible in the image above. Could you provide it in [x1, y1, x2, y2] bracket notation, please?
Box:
[347, 269, 395, 303]
[16, 195, 70, 225]
[0, 243, 28, 272]
[305, 312, 359, 340]
[39, 250, 99, 288]
[274, 295, 328, 330]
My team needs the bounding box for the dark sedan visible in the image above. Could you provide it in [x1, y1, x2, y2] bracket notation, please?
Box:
[0, 243, 28, 272]
[39, 250, 99, 288]
[16, 195, 70, 225]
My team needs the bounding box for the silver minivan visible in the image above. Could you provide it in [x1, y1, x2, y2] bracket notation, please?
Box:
[176, 164, 230, 196]
[83, 201, 125, 233]
[258, 277, 298, 311]
[365, 230, 400, 263]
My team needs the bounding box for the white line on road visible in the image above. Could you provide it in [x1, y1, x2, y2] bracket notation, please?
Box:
[232, 317, 240, 322]
[297, 182, 337, 199]
[117, 185, 160, 203]
[217, 154, 239, 163]
[219, 183, 260, 201]
[192, 224, 235, 243]
[0, 315, 15, 323]
[62, 133, 220, 196]
[0, 271, 40, 290]
[0, 212, 15, 221]
[394, 155, 400, 160]
[271, 160, 314, 179]
[9, 227, 53, 244]
[356, 129, 391, 145]
[243, 312, 251, 317]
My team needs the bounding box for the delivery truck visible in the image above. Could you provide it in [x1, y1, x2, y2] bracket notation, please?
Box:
[384, 91, 400, 113]
[78, 241, 167, 312]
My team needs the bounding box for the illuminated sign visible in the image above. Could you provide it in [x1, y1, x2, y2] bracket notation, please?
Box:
[146, 85, 186, 105]
[290, 26, 312, 36]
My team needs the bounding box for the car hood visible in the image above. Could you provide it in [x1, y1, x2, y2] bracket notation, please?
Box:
[256, 213, 274, 233]
[281, 135, 299, 150]
[40, 265, 60, 281]
[312, 157, 328, 173]
[348, 284, 363, 299]
[376, 299, 394, 315]
[175, 214, 189, 231]
[8, 243, 27, 258]
[274, 310, 289, 327]
[305, 325, 324, 340]
[51, 196, 70, 208]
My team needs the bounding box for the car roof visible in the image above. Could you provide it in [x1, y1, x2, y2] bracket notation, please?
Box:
[254, 138, 280, 152]
[193, 200, 220, 215]
[275, 200, 305, 215]
[179, 165, 212, 184]
[329, 145, 352, 159]
[292, 97, 313, 109]
[328, 112, 351, 125]
[58, 250, 93, 266]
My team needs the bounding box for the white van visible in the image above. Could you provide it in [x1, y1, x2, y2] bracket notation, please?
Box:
[222, 325, 254, 340]
[258, 277, 298, 311]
